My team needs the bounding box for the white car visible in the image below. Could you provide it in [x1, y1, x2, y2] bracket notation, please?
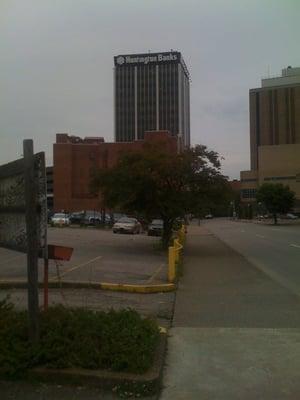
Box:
[285, 213, 298, 220]
[51, 213, 70, 226]
[112, 217, 141, 234]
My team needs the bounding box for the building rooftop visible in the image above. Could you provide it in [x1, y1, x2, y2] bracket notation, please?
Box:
[261, 66, 300, 88]
[56, 134, 105, 144]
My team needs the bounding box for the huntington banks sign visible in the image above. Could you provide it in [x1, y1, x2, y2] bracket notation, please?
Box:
[115, 52, 179, 66]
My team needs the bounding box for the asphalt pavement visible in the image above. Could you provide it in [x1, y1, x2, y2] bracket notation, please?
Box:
[0, 381, 127, 400]
[203, 218, 300, 296]
[0, 227, 167, 285]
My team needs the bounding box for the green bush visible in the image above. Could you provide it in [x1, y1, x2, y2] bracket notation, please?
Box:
[0, 298, 159, 378]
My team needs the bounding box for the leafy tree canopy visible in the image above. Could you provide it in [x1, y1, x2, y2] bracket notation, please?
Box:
[256, 183, 295, 224]
[91, 142, 229, 246]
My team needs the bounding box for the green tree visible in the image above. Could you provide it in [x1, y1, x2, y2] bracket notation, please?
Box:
[92, 142, 228, 247]
[256, 183, 295, 225]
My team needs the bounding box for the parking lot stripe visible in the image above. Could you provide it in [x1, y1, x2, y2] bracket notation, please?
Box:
[50, 255, 103, 281]
[147, 264, 164, 284]
[290, 244, 300, 249]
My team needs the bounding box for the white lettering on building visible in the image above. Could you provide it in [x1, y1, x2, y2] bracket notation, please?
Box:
[118, 53, 178, 66]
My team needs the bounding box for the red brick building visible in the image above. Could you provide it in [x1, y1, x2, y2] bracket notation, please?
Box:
[53, 130, 178, 212]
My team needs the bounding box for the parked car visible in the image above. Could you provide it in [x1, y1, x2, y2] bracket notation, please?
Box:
[204, 214, 213, 219]
[82, 210, 102, 225]
[47, 210, 54, 223]
[82, 211, 110, 225]
[263, 214, 271, 219]
[148, 219, 163, 236]
[113, 217, 141, 234]
[69, 211, 85, 224]
[51, 213, 70, 226]
[283, 213, 298, 220]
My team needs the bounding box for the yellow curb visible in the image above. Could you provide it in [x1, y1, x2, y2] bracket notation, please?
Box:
[0, 280, 176, 293]
[99, 282, 176, 293]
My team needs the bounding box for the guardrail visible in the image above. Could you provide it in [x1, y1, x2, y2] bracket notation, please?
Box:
[168, 225, 186, 282]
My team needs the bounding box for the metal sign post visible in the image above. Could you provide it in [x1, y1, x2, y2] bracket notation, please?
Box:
[0, 140, 47, 342]
[23, 139, 39, 342]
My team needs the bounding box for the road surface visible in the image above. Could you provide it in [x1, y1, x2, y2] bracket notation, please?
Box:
[203, 218, 300, 296]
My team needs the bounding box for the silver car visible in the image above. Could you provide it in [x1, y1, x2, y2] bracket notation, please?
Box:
[51, 213, 70, 226]
[112, 217, 141, 234]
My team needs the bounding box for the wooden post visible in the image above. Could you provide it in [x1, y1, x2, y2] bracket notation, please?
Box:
[23, 139, 39, 342]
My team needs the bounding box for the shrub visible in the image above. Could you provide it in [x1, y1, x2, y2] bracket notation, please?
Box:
[0, 299, 159, 378]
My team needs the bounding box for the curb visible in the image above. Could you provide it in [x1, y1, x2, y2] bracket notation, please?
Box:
[100, 282, 175, 293]
[0, 280, 176, 294]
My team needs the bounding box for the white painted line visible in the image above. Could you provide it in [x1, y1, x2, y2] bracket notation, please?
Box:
[256, 234, 266, 239]
[290, 244, 300, 249]
[147, 264, 164, 284]
[50, 255, 103, 281]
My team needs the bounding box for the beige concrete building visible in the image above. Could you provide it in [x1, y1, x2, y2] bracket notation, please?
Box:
[241, 66, 300, 212]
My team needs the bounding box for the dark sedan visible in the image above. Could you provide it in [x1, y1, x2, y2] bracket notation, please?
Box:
[148, 219, 163, 236]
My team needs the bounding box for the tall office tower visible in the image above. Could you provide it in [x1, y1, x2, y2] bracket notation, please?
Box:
[114, 51, 190, 147]
[241, 66, 300, 211]
[249, 66, 300, 170]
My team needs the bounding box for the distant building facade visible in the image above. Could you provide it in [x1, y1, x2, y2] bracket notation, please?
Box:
[53, 131, 178, 212]
[46, 166, 53, 211]
[241, 66, 300, 212]
[114, 51, 190, 147]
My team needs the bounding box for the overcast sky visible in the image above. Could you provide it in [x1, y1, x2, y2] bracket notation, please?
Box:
[1, 0, 299, 178]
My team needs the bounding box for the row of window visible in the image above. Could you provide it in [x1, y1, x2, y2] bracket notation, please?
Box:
[242, 176, 299, 184]
[116, 88, 176, 95]
[241, 178, 257, 182]
[264, 176, 295, 181]
[241, 189, 257, 199]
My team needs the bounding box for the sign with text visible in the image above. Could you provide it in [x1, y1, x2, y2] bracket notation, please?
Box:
[0, 152, 47, 254]
[115, 52, 180, 66]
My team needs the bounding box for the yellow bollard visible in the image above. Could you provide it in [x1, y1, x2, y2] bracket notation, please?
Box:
[181, 225, 186, 241]
[168, 246, 176, 282]
[179, 230, 184, 244]
[174, 239, 180, 263]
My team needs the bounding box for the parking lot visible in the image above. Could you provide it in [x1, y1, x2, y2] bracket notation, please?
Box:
[0, 227, 175, 326]
[0, 226, 168, 285]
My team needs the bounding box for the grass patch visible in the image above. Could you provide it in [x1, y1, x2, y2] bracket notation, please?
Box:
[0, 297, 160, 379]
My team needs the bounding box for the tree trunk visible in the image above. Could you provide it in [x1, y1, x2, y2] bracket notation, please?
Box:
[273, 213, 278, 225]
[162, 220, 173, 249]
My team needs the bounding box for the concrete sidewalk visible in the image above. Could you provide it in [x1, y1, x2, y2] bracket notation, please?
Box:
[160, 224, 300, 399]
